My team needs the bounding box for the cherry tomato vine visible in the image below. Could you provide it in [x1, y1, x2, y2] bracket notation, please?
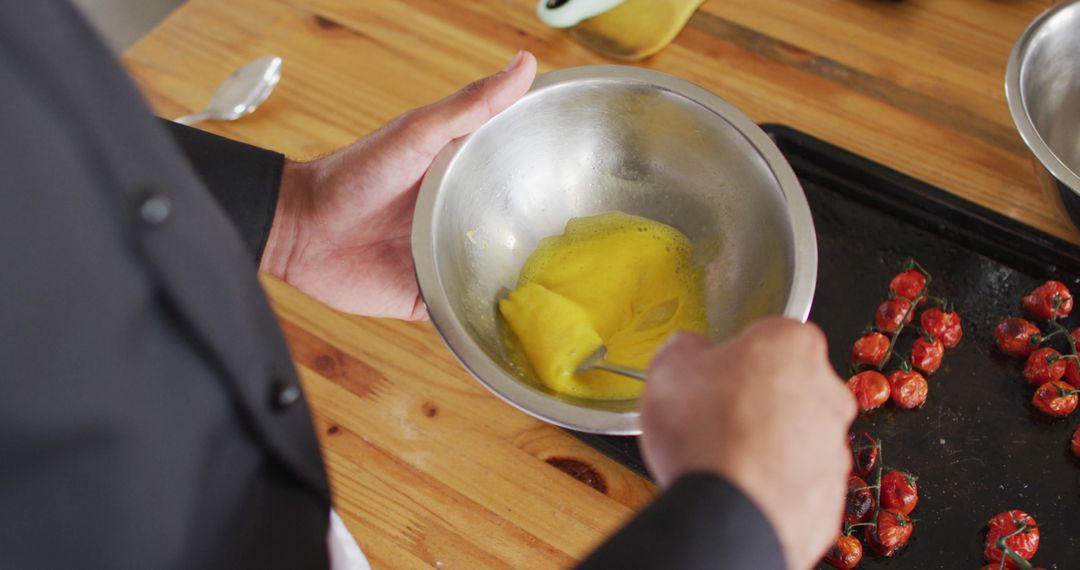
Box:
[823, 434, 918, 568]
[984, 279, 1080, 569]
[994, 281, 1080, 439]
[847, 259, 961, 412]
[984, 511, 1041, 569]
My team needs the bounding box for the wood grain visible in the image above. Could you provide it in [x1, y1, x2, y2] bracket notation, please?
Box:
[122, 0, 1073, 566]
[265, 276, 653, 568]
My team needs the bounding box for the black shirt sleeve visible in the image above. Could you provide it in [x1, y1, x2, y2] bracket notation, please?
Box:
[577, 473, 787, 570]
[160, 120, 284, 263]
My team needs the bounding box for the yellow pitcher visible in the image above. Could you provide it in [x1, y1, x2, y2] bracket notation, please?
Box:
[537, 0, 706, 61]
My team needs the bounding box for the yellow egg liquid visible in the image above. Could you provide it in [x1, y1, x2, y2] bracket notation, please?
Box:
[498, 211, 706, 400]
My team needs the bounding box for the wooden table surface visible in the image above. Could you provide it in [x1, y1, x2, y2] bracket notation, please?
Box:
[123, 0, 1069, 567]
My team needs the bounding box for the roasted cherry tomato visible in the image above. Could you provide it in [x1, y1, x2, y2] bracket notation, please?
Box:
[864, 509, 914, 557]
[1072, 425, 1080, 458]
[1023, 280, 1073, 320]
[880, 470, 919, 515]
[845, 475, 875, 524]
[848, 371, 890, 411]
[823, 535, 863, 570]
[889, 269, 927, 303]
[1064, 329, 1080, 387]
[994, 318, 1042, 358]
[1023, 347, 1066, 385]
[912, 336, 944, 375]
[888, 370, 929, 409]
[852, 332, 890, 366]
[849, 432, 879, 478]
[1032, 380, 1078, 417]
[985, 510, 1039, 568]
[920, 307, 962, 348]
[876, 297, 914, 335]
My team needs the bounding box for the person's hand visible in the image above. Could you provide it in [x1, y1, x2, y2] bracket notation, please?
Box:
[640, 317, 857, 570]
[259, 51, 538, 320]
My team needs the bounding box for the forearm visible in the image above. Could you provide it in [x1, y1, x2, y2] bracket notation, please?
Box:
[577, 473, 786, 569]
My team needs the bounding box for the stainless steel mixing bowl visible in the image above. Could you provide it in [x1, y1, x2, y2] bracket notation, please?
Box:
[1006, 0, 1080, 228]
[413, 66, 817, 434]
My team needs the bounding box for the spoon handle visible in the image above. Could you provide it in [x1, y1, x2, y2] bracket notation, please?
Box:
[593, 361, 647, 381]
[174, 111, 212, 126]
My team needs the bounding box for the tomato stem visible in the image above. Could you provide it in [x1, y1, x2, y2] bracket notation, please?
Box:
[908, 258, 932, 278]
[874, 268, 933, 370]
[1038, 328, 1066, 344]
[923, 295, 954, 312]
[1050, 293, 1070, 317]
[844, 438, 886, 536]
[1044, 318, 1080, 371]
[1052, 384, 1080, 398]
[868, 440, 884, 533]
[995, 518, 1036, 570]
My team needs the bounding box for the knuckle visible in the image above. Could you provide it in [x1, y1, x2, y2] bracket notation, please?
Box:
[644, 355, 671, 381]
[395, 109, 421, 130]
[838, 443, 854, 473]
[750, 317, 827, 354]
[457, 77, 490, 104]
[648, 333, 716, 388]
[741, 319, 785, 346]
[390, 109, 429, 140]
[655, 331, 707, 362]
[664, 330, 696, 349]
[801, 321, 829, 351]
[746, 315, 794, 336]
[837, 383, 859, 419]
[647, 344, 679, 378]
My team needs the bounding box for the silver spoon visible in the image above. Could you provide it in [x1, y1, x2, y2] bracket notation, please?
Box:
[575, 345, 647, 381]
[175, 55, 283, 126]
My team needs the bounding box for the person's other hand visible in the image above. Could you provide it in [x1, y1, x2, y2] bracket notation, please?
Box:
[259, 51, 538, 320]
[640, 317, 857, 570]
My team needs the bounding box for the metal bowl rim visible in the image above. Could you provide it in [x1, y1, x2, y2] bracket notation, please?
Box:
[1005, 0, 1080, 193]
[412, 64, 818, 435]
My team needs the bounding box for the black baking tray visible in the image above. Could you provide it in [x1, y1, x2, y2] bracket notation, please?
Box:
[569, 124, 1080, 568]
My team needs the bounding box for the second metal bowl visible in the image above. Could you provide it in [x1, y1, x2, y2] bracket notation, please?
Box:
[1006, 0, 1080, 229]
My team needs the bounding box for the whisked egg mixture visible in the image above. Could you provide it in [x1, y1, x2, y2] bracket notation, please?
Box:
[499, 211, 706, 400]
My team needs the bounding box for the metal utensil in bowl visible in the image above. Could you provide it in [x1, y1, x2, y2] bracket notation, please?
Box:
[1006, 1, 1080, 229]
[175, 56, 283, 126]
[575, 345, 647, 381]
[413, 65, 817, 434]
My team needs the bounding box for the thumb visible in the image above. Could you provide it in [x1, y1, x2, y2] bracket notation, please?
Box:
[385, 51, 538, 161]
